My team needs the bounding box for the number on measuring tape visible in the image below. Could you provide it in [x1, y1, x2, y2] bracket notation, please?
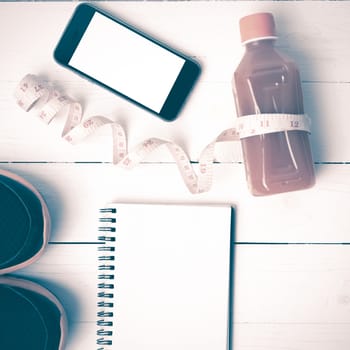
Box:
[14, 74, 312, 194]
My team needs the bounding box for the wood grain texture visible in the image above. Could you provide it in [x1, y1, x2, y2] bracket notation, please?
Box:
[1, 2, 349, 350]
[14, 243, 350, 349]
[1, 2, 349, 163]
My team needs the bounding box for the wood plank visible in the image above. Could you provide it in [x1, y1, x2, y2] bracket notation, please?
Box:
[68, 322, 350, 350]
[70, 322, 350, 350]
[1, 162, 350, 243]
[15, 244, 350, 349]
[2, 81, 349, 163]
[1, 1, 349, 82]
[234, 323, 350, 350]
[1, 2, 349, 350]
[0, 2, 349, 162]
[233, 244, 350, 324]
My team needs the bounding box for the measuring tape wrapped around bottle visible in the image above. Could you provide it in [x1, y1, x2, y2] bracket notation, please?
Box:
[14, 74, 311, 194]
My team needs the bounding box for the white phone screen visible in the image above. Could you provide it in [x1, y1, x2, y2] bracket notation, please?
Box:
[69, 12, 186, 113]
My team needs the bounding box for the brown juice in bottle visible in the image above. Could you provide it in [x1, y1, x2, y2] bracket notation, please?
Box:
[232, 13, 315, 195]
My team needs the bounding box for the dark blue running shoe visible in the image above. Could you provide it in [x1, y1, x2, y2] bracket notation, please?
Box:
[0, 170, 50, 274]
[0, 276, 67, 350]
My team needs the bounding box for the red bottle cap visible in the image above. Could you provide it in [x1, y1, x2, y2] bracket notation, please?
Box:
[239, 12, 277, 45]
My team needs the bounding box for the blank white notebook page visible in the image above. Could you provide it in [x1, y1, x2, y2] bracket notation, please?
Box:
[98, 203, 233, 350]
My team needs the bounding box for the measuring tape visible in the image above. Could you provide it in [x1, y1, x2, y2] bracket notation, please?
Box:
[14, 74, 311, 194]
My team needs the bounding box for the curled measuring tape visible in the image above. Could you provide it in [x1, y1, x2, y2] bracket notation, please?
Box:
[14, 74, 311, 194]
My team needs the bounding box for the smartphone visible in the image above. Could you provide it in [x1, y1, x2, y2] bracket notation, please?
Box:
[53, 3, 200, 121]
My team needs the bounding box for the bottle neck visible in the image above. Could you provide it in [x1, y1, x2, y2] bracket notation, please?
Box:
[244, 38, 276, 51]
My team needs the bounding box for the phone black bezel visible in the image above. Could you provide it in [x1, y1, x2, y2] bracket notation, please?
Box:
[53, 3, 200, 121]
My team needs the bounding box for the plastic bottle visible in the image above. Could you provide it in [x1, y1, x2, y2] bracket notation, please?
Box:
[232, 12, 315, 196]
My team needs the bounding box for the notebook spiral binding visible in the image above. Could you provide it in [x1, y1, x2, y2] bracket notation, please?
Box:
[97, 207, 117, 350]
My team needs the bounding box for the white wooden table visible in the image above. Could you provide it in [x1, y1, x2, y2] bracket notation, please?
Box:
[1, 1, 350, 349]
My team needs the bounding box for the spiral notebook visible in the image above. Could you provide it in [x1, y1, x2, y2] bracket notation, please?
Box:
[96, 203, 234, 350]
